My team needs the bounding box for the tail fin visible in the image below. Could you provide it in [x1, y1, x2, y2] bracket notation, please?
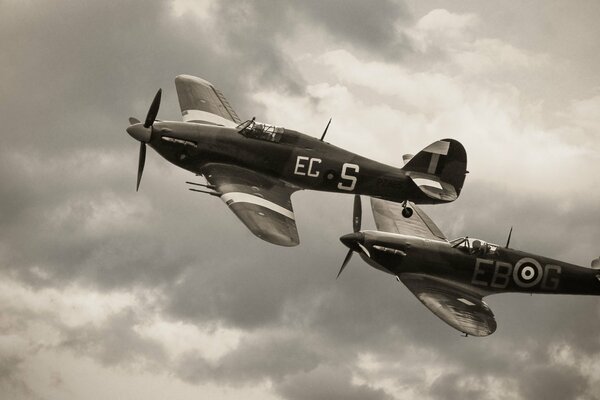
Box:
[401, 139, 467, 203]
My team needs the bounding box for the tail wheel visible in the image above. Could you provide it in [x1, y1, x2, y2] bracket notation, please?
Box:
[402, 207, 413, 218]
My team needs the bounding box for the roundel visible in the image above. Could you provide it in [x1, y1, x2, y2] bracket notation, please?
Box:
[513, 258, 543, 288]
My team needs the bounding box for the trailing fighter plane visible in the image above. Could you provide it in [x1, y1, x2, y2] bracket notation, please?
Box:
[126, 75, 468, 246]
[338, 196, 600, 336]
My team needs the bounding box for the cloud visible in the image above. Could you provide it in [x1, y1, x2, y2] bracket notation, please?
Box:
[517, 364, 589, 400]
[61, 309, 168, 368]
[276, 365, 392, 400]
[411, 8, 478, 50]
[1, 1, 600, 399]
[554, 94, 600, 151]
[292, 0, 411, 58]
[428, 373, 499, 400]
[175, 329, 321, 385]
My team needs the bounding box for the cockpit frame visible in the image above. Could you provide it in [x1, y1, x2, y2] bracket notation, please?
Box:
[237, 118, 284, 143]
[450, 236, 499, 256]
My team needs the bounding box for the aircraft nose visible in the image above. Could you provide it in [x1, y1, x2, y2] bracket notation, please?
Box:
[340, 232, 364, 250]
[126, 123, 152, 143]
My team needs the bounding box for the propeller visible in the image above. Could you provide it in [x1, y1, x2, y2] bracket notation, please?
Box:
[337, 195, 368, 279]
[337, 249, 354, 279]
[353, 192, 361, 233]
[136, 142, 146, 191]
[127, 89, 162, 191]
[144, 88, 162, 128]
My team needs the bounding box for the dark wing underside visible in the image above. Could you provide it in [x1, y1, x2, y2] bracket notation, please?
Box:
[370, 198, 447, 241]
[200, 163, 300, 247]
[175, 75, 241, 127]
[399, 273, 497, 337]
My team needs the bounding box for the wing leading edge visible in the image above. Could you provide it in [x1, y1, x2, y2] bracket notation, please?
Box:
[200, 163, 300, 247]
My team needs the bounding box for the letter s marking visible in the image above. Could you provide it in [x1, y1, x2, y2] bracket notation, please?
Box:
[338, 163, 359, 191]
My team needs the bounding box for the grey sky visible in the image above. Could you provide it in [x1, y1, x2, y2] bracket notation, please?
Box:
[1, 0, 599, 399]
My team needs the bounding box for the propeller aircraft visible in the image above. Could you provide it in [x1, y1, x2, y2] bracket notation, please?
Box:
[338, 196, 600, 337]
[126, 75, 468, 246]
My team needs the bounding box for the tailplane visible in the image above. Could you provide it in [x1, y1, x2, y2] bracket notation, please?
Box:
[401, 139, 467, 203]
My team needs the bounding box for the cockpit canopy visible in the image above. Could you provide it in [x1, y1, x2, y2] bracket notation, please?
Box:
[237, 119, 284, 143]
[450, 237, 499, 256]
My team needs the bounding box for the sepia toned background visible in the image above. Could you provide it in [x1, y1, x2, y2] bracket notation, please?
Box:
[1, 0, 599, 398]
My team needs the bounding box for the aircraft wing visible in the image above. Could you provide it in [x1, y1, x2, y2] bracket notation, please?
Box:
[199, 163, 300, 247]
[370, 198, 447, 241]
[399, 273, 497, 337]
[175, 75, 242, 127]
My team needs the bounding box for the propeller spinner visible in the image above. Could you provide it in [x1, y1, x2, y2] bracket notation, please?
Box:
[126, 89, 162, 191]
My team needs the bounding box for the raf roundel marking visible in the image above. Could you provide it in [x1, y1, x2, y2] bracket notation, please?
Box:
[521, 266, 535, 280]
[513, 258, 543, 288]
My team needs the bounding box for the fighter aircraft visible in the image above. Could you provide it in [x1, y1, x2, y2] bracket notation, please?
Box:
[126, 75, 468, 246]
[337, 195, 600, 336]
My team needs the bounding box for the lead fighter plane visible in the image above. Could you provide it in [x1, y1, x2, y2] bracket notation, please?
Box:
[126, 75, 467, 246]
[337, 196, 600, 336]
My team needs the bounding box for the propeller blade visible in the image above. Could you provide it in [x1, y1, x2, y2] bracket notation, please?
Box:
[128, 117, 140, 125]
[144, 89, 162, 128]
[353, 195, 362, 232]
[136, 142, 146, 191]
[337, 249, 353, 279]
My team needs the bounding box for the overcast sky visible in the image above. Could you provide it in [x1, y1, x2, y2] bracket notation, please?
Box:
[1, 0, 600, 399]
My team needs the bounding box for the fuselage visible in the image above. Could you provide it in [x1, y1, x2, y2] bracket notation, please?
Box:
[359, 230, 600, 296]
[145, 121, 444, 204]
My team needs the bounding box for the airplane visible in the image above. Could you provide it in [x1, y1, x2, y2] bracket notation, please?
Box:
[337, 195, 600, 337]
[126, 75, 468, 246]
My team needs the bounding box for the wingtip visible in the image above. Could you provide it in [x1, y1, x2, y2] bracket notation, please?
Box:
[175, 74, 214, 87]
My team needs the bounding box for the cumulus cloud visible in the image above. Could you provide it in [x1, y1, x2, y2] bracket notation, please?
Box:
[276, 365, 392, 400]
[1, 0, 600, 399]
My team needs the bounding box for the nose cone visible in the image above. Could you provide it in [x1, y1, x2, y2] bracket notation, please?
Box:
[340, 232, 364, 250]
[126, 123, 152, 143]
